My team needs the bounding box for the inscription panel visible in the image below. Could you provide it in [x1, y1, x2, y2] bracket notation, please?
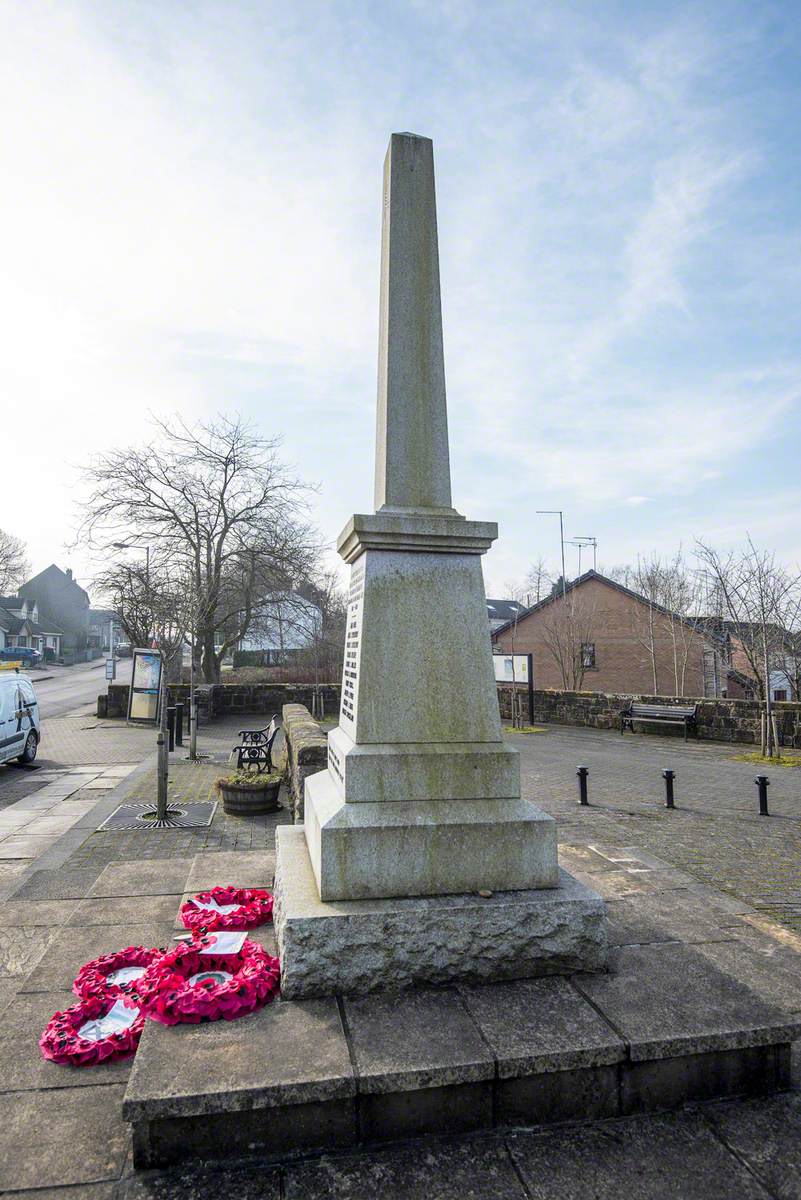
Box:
[340, 555, 365, 735]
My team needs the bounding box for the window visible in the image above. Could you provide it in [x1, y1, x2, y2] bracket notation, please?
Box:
[774, 689, 788, 702]
[581, 642, 596, 669]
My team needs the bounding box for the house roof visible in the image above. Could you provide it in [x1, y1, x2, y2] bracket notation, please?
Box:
[486, 598, 527, 625]
[22, 564, 90, 603]
[490, 569, 726, 644]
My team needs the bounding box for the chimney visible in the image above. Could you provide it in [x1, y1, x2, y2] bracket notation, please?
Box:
[65, 568, 73, 580]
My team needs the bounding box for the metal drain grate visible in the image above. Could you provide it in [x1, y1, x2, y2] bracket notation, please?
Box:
[97, 800, 217, 831]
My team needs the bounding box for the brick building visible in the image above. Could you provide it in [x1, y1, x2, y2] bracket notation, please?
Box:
[491, 570, 751, 699]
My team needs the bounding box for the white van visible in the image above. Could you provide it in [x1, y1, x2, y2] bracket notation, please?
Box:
[0, 671, 40, 765]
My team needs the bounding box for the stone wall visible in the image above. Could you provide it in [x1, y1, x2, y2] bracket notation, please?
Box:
[100, 683, 340, 721]
[281, 703, 328, 823]
[498, 685, 801, 747]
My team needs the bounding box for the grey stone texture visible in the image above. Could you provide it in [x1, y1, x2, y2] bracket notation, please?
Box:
[19, 922, 175, 993]
[572, 941, 801, 1061]
[275, 827, 606, 998]
[304, 771, 558, 902]
[373, 133, 452, 514]
[184, 848, 275, 893]
[89, 858, 192, 898]
[123, 996, 354, 1121]
[705, 1091, 801, 1200]
[289, 132, 563, 929]
[0, 1083, 129, 1191]
[0, 988, 132, 1093]
[285, 1135, 528, 1200]
[282, 703, 327, 822]
[507, 1110, 776, 1200]
[458, 976, 625, 1076]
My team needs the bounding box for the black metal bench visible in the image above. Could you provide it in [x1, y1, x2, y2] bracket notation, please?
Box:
[233, 715, 280, 772]
[621, 702, 698, 742]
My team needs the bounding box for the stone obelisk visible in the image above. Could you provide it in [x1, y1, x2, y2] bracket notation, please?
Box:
[274, 133, 606, 996]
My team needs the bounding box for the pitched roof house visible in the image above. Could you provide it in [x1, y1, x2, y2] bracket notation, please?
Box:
[491, 570, 751, 699]
[0, 594, 64, 655]
[20, 565, 89, 652]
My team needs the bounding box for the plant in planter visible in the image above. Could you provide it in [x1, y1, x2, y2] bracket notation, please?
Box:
[214, 768, 283, 815]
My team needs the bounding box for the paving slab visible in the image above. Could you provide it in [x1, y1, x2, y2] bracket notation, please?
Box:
[8, 868, 103, 901]
[344, 987, 494, 1094]
[184, 848, 276, 892]
[9, 1186, 115, 1200]
[604, 889, 741, 947]
[0, 897, 76, 932]
[19, 922, 175, 993]
[691, 937, 801, 1015]
[572, 942, 801, 1060]
[284, 1134, 528, 1200]
[0, 1083, 128, 1191]
[575, 866, 696, 900]
[558, 843, 623, 874]
[116, 1162, 281, 1199]
[0, 834, 55, 859]
[458, 976, 624, 1076]
[0, 988, 133, 1092]
[67, 895, 181, 927]
[507, 1109, 773, 1200]
[0, 926, 56, 979]
[89, 858, 193, 898]
[0, 977, 18, 1018]
[124, 996, 354, 1121]
[704, 1092, 801, 1200]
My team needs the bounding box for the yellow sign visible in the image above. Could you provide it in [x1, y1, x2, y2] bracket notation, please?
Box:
[0, 662, 22, 671]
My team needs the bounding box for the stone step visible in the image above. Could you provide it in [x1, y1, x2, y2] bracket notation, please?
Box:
[123, 909, 801, 1169]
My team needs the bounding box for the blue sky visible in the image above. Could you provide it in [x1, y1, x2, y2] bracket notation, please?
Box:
[1, 0, 800, 594]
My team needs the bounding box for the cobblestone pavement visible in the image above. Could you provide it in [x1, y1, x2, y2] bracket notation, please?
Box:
[513, 723, 801, 934]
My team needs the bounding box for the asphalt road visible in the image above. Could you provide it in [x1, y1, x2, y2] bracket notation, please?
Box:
[31, 659, 133, 719]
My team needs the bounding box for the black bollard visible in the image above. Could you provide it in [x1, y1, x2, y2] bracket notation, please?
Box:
[577, 765, 589, 806]
[663, 769, 675, 809]
[755, 774, 770, 816]
[175, 702, 184, 746]
[166, 706, 176, 753]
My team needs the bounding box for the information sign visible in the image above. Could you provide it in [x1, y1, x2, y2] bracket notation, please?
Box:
[127, 648, 163, 723]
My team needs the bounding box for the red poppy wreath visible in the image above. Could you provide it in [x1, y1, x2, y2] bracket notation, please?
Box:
[73, 945, 164, 1003]
[133, 935, 280, 1025]
[179, 885, 274, 931]
[40, 993, 145, 1067]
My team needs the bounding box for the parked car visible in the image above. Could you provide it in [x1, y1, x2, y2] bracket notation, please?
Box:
[0, 671, 40, 764]
[116, 642, 133, 658]
[0, 646, 41, 666]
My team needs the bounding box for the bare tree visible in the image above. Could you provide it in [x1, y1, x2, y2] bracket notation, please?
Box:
[523, 557, 552, 607]
[630, 556, 664, 694]
[539, 591, 598, 690]
[79, 415, 317, 683]
[0, 528, 29, 594]
[696, 538, 799, 755]
[93, 553, 191, 682]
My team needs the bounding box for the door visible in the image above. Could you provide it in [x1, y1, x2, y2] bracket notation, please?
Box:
[0, 681, 25, 763]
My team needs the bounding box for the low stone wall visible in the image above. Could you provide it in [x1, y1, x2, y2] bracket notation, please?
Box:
[100, 683, 340, 722]
[282, 703, 328, 823]
[497, 685, 801, 747]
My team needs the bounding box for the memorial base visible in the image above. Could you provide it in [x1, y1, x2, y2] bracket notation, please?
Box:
[273, 827, 607, 998]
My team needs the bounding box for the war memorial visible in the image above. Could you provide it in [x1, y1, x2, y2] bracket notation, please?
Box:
[113, 135, 801, 1172]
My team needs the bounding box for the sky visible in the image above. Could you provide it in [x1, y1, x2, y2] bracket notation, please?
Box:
[1, 0, 800, 598]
